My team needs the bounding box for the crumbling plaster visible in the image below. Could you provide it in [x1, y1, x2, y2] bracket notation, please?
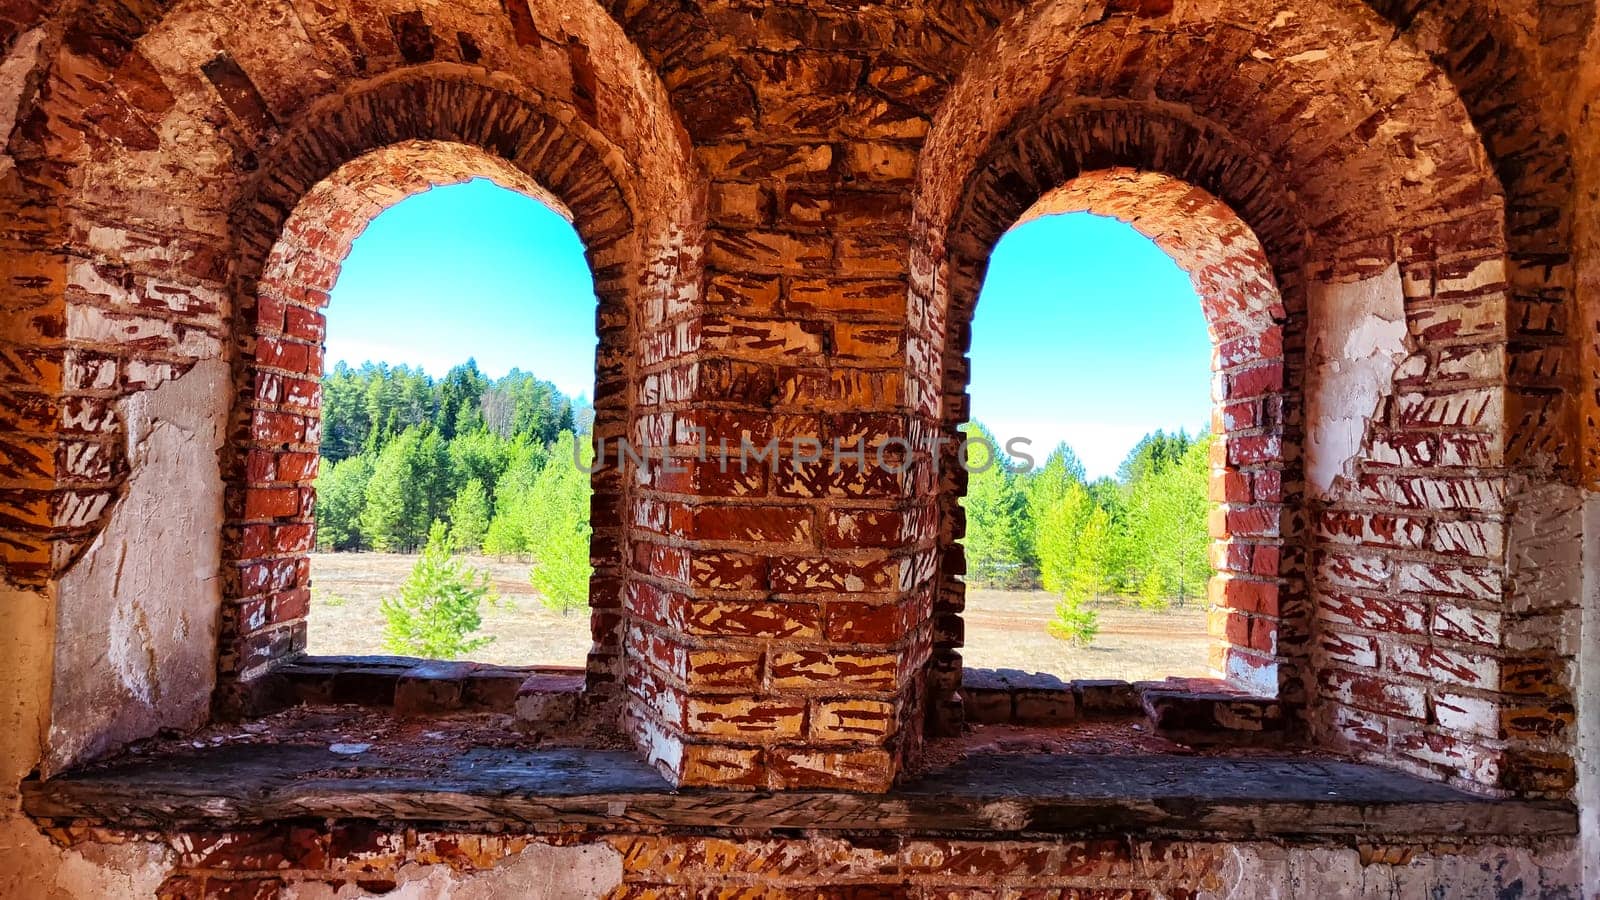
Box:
[0, 29, 43, 185]
[0, 0, 1595, 894]
[46, 358, 228, 776]
[1580, 494, 1600, 895]
[1206, 840, 1580, 899]
[1305, 265, 1410, 500]
[1, 587, 173, 900]
[280, 844, 623, 900]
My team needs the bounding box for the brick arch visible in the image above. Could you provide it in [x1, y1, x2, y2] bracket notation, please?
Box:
[1012, 170, 1292, 696]
[1, 0, 708, 772]
[218, 73, 641, 708]
[916, 3, 1501, 251]
[927, 113, 1313, 727]
[597, 0, 1029, 142]
[913, 2, 1537, 795]
[0, 0, 704, 593]
[1361, 0, 1581, 472]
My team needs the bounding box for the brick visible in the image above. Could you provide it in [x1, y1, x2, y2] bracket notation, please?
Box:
[515, 673, 584, 724]
[770, 648, 897, 690]
[768, 747, 895, 791]
[394, 661, 476, 716]
[1073, 679, 1141, 717]
[686, 697, 805, 738]
[9, 0, 1573, 807]
[686, 505, 812, 543]
[809, 698, 896, 740]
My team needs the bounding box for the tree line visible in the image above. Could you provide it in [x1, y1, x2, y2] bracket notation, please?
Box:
[960, 423, 1212, 623]
[313, 360, 594, 614]
[307, 359, 1210, 656]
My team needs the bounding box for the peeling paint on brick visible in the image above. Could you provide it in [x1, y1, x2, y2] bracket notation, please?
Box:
[0, 28, 44, 183]
[0, 0, 1596, 893]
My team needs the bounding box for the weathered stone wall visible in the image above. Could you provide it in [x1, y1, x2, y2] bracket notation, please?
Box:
[1, 0, 1598, 895]
[32, 826, 1584, 899]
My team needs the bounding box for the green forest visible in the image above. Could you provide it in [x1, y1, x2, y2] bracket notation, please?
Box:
[312, 360, 595, 618]
[308, 359, 1213, 653]
[959, 423, 1213, 625]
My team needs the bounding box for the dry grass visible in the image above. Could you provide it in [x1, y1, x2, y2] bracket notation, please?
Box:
[961, 587, 1210, 681]
[308, 554, 1211, 681]
[308, 552, 590, 667]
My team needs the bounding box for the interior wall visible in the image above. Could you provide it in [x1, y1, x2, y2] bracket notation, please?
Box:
[0, 587, 174, 899]
[1303, 267, 1409, 501]
[0, 0, 1595, 894]
[46, 358, 228, 775]
[1579, 495, 1600, 893]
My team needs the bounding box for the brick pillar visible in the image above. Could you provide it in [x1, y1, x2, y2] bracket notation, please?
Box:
[623, 138, 932, 791]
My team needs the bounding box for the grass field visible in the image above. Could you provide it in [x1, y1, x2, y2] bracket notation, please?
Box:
[306, 552, 1211, 679]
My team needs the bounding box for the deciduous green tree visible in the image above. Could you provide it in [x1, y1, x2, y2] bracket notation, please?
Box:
[1068, 505, 1113, 602]
[482, 437, 548, 556]
[958, 422, 1031, 587]
[1035, 479, 1093, 597]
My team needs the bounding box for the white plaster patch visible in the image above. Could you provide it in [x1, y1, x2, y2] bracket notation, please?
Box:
[0, 818, 174, 900]
[1580, 492, 1600, 898]
[1202, 841, 1581, 899]
[283, 842, 623, 899]
[1305, 265, 1408, 499]
[46, 357, 229, 775]
[2, 582, 177, 899]
[1506, 481, 1583, 615]
[1225, 652, 1278, 697]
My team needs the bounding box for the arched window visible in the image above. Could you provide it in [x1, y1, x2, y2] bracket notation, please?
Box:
[306, 178, 597, 667]
[959, 210, 1215, 684]
[941, 170, 1292, 731]
[218, 140, 631, 715]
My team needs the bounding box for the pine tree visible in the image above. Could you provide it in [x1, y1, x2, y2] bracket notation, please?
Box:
[361, 428, 429, 551]
[1069, 506, 1114, 602]
[1035, 479, 1092, 596]
[320, 362, 370, 463]
[1024, 443, 1087, 574]
[1047, 594, 1100, 647]
[314, 455, 372, 550]
[528, 431, 593, 614]
[1153, 436, 1213, 606]
[449, 478, 493, 551]
[416, 426, 454, 531]
[448, 429, 511, 497]
[1138, 570, 1170, 611]
[380, 521, 497, 659]
[958, 422, 1030, 587]
[482, 437, 547, 556]
[437, 359, 489, 439]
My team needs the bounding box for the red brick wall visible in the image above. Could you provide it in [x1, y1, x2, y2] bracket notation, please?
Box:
[39, 824, 1573, 898]
[0, 0, 1587, 803]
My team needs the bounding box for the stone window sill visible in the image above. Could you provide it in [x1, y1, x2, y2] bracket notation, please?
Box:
[22, 728, 1574, 841]
[962, 669, 1283, 746]
[252, 655, 588, 725]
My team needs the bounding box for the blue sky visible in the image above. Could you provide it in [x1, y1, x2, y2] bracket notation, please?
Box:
[326, 179, 598, 400]
[970, 212, 1211, 479]
[327, 181, 1211, 479]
